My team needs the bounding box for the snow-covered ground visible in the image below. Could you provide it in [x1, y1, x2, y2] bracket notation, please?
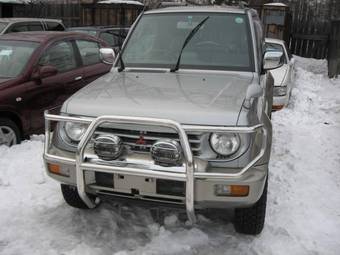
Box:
[1, 57, 340, 255]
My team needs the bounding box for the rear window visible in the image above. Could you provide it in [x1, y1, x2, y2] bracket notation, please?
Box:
[46, 22, 65, 31]
[70, 29, 97, 37]
[0, 22, 8, 33]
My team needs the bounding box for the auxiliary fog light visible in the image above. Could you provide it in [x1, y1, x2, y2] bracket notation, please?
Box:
[214, 184, 249, 197]
[48, 163, 70, 177]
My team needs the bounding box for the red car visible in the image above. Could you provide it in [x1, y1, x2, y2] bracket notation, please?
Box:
[0, 32, 112, 146]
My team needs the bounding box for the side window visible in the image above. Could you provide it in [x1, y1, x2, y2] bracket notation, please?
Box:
[8, 24, 28, 33]
[46, 22, 65, 31]
[75, 40, 101, 66]
[39, 41, 77, 72]
[99, 32, 116, 46]
[28, 22, 44, 31]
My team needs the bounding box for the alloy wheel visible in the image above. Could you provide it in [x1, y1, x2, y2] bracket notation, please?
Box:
[0, 126, 17, 146]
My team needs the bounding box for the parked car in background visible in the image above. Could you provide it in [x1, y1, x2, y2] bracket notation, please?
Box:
[0, 18, 65, 35]
[0, 32, 113, 146]
[68, 26, 129, 53]
[265, 38, 295, 111]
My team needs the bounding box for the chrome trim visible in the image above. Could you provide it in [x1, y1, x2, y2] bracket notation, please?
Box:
[44, 111, 268, 224]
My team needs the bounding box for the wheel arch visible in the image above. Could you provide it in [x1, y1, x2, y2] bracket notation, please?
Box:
[0, 111, 24, 139]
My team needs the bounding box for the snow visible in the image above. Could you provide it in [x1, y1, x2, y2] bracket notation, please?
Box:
[1, 57, 340, 254]
[264, 3, 288, 7]
[98, 0, 144, 6]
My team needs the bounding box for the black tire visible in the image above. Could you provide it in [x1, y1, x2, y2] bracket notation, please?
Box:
[61, 184, 98, 209]
[0, 118, 21, 146]
[234, 179, 268, 235]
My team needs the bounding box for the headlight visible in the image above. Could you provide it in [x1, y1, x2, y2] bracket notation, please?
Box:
[210, 133, 240, 156]
[64, 122, 88, 142]
[273, 86, 287, 96]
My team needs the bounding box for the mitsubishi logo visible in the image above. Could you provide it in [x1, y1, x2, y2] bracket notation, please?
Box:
[136, 132, 146, 145]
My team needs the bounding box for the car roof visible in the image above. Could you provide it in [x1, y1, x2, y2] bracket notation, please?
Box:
[0, 31, 99, 43]
[0, 18, 63, 24]
[145, 5, 247, 15]
[69, 26, 129, 30]
[265, 38, 285, 45]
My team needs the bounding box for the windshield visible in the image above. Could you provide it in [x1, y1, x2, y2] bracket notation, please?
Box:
[0, 40, 38, 78]
[121, 13, 254, 71]
[0, 22, 8, 33]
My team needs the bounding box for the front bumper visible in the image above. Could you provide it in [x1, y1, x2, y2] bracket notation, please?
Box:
[43, 111, 268, 223]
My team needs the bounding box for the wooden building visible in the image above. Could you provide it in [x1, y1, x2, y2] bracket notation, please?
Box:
[0, 0, 25, 18]
[12, 0, 143, 27]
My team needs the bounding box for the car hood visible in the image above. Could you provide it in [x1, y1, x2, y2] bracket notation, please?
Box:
[63, 71, 254, 126]
[270, 64, 288, 86]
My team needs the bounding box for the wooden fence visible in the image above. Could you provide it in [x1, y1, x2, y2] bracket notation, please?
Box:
[287, 0, 331, 59]
[328, 20, 340, 78]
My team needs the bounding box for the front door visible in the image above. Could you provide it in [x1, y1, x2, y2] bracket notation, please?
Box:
[24, 40, 84, 133]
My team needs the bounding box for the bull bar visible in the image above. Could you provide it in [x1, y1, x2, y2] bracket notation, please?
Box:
[44, 110, 267, 224]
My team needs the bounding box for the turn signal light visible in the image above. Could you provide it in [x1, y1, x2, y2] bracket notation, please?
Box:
[230, 185, 249, 197]
[48, 163, 60, 174]
[48, 163, 69, 177]
[272, 105, 284, 111]
[215, 184, 249, 197]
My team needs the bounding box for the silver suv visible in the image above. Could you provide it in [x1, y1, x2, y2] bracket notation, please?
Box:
[0, 18, 65, 35]
[43, 6, 284, 235]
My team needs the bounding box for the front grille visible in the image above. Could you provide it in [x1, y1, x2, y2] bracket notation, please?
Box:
[95, 127, 202, 156]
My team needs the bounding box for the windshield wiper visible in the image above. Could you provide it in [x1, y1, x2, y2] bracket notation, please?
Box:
[170, 16, 209, 73]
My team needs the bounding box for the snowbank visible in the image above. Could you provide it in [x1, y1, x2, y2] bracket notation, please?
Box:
[0, 57, 340, 254]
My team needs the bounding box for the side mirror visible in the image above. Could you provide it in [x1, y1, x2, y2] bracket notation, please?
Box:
[263, 51, 284, 70]
[32, 65, 58, 80]
[100, 48, 115, 65]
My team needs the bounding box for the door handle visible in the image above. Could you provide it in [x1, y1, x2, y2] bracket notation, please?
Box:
[74, 76, 83, 81]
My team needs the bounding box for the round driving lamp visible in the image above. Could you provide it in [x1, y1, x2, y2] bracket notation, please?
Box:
[210, 133, 240, 156]
[94, 135, 122, 161]
[64, 122, 88, 142]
